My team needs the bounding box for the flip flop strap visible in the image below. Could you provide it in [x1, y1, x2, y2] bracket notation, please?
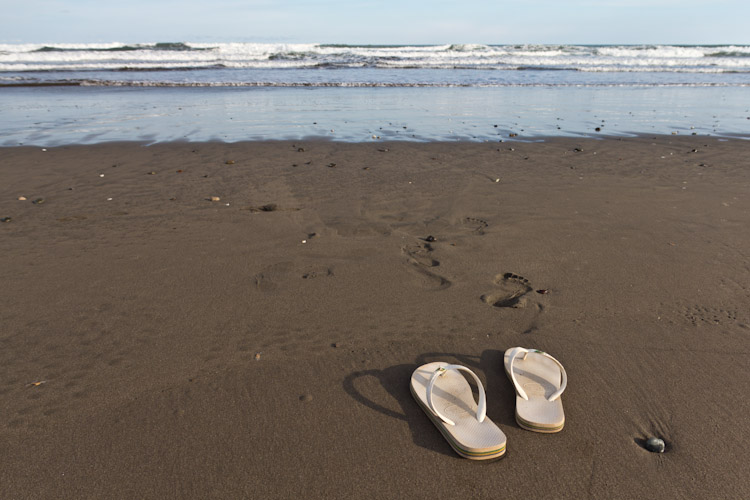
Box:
[509, 348, 567, 402]
[426, 364, 487, 427]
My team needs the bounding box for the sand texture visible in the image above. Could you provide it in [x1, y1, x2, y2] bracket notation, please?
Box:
[1, 137, 749, 499]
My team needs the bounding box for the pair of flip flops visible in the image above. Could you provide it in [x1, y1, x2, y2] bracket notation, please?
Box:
[409, 347, 567, 460]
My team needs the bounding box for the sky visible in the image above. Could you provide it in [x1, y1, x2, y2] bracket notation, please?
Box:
[0, 0, 748, 45]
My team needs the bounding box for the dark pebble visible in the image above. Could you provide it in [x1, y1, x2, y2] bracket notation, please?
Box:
[260, 204, 278, 212]
[536, 289, 549, 294]
[32, 198, 45, 205]
[646, 437, 666, 453]
[299, 394, 313, 402]
[424, 235, 436, 242]
[1, 217, 11, 223]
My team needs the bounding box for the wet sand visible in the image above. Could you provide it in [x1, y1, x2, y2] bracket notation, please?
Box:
[1, 136, 749, 499]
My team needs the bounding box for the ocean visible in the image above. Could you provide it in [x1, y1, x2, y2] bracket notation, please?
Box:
[1, 43, 748, 145]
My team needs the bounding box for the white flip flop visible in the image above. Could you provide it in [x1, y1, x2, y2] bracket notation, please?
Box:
[503, 347, 567, 433]
[410, 362, 507, 460]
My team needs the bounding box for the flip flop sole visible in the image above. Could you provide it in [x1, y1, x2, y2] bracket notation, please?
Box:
[410, 383, 507, 460]
[514, 413, 564, 433]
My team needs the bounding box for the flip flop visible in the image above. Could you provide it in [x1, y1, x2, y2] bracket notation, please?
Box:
[503, 347, 567, 433]
[410, 362, 507, 460]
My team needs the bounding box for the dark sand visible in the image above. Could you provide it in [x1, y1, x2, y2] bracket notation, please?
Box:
[1, 137, 749, 499]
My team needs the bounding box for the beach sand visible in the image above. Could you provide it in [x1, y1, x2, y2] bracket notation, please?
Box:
[1, 136, 749, 499]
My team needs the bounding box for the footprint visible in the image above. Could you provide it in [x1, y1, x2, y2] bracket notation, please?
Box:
[462, 217, 489, 235]
[402, 242, 439, 268]
[683, 305, 740, 327]
[407, 264, 452, 290]
[402, 241, 451, 290]
[302, 267, 334, 279]
[481, 273, 534, 308]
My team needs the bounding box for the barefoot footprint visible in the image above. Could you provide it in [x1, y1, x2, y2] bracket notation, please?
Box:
[402, 241, 451, 289]
[463, 217, 489, 235]
[481, 273, 534, 308]
[402, 242, 439, 268]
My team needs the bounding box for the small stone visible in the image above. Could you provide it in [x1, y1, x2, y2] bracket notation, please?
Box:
[176, 169, 183, 173]
[645, 437, 666, 453]
[41, 148, 47, 152]
[32, 198, 45, 205]
[595, 127, 601, 132]
[99, 174, 104, 177]
[424, 235, 436, 242]
[297, 147, 305, 152]
[17, 196, 26, 201]
[148, 171, 156, 175]
[260, 204, 277, 212]
[254, 352, 261, 361]
[107, 198, 113, 201]
[332, 342, 340, 348]
[225, 160, 235, 165]
[327, 163, 336, 168]
[1, 217, 11, 223]
[494, 178, 500, 183]
[299, 394, 313, 402]
[210, 196, 221, 202]
[536, 289, 549, 294]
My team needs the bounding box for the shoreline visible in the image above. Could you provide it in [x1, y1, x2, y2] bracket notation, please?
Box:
[2, 136, 749, 498]
[3, 85, 749, 146]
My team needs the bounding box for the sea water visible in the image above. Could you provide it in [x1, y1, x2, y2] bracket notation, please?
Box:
[1, 43, 748, 145]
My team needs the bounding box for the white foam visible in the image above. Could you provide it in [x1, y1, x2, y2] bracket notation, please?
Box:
[0, 43, 748, 74]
